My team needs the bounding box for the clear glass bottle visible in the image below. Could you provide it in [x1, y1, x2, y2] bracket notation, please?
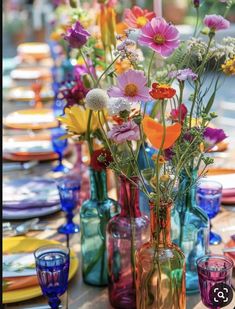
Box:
[107, 176, 149, 308]
[171, 169, 209, 294]
[136, 201, 186, 309]
[80, 167, 119, 286]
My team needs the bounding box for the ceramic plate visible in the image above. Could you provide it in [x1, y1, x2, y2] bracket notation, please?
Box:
[4, 109, 58, 130]
[3, 237, 78, 304]
[7, 86, 54, 102]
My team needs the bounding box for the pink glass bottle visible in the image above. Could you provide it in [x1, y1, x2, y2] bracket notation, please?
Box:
[107, 176, 150, 309]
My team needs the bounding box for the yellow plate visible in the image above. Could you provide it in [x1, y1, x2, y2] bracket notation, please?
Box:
[3, 237, 79, 304]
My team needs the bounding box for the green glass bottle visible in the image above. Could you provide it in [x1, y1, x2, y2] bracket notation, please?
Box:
[80, 167, 119, 286]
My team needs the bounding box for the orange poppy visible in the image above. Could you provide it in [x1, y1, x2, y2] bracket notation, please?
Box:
[149, 82, 176, 100]
[143, 116, 181, 150]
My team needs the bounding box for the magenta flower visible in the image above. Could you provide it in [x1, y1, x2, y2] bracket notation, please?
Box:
[169, 68, 198, 81]
[203, 15, 230, 32]
[64, 21, 90, 49]
[170, 104, 188, 122]
[107, 120, 140, 144]
[74, 61, 97, 80]
[138, 17, 180, 57]
[108, 69, 150, 102]
[203, 127, 227, 150]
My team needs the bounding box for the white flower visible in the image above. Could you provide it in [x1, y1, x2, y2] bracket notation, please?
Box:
[85, 88, 109, 111]
[107, 97, 132, 116]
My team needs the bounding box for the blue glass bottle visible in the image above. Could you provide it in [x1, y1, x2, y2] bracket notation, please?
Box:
[171, 168, 209, 294]
[80, 167, 119, 286]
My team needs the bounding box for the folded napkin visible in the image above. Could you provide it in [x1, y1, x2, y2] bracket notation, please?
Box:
[3, 276, 38, 292]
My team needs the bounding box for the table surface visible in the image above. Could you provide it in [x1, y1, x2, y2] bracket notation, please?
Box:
[3, 73, 235, 309]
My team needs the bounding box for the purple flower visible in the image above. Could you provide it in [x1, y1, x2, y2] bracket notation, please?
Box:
[107, 120, 140, 144]
[64, 21, 90, 49]
[193, 0, 200, 7]
[74, 61, 97, 80]
[138, 17, 180, 57]
[169, 68, 198, 81]
[108, 69, 150, 103]
[203, 127, 227, 150]
[203, 15, 230, 32]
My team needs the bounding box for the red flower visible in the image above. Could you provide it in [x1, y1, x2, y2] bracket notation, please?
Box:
[90, 149, 113, 171]
[124, 6, 155, 28]
[149, 83, 176, 100]
[170, 104, 188, 123]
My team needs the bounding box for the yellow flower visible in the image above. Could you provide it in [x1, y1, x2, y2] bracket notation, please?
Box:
[160, 174, 170, 182]
[199, 142, 205, 153]
[58, 106, 100, 135]
[222, 57, 235, 75]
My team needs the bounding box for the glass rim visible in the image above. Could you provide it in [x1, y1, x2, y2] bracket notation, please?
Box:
[197, 179, 223, 190]
[196, 254, 234, 271]
[56, 177, 81, 190]
[34, 244, 70, 259]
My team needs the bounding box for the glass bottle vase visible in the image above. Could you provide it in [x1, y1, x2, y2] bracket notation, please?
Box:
[107, 176, 149, 309]
[136, 201, 186, 309]
[171, 169, 209, 294]
[80, 167, 119, 286]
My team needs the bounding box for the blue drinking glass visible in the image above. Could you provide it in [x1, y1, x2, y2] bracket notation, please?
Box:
[34, 245, 70, 309]
[196, 180, 223, 245]
[57, 178, 81, 234]
[51, 127, 69, 173]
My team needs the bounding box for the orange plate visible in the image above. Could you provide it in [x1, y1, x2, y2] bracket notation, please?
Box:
[4, 109, 58, 130]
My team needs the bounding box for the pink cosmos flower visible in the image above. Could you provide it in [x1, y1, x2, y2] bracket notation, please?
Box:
[138, 17, 180, 57]
[203, 15, 230, 32]
[64, 21, 90, 49]
[107, 69, 150, 102]
[107, 120, 140, 144]
[124, 6, 156, 29]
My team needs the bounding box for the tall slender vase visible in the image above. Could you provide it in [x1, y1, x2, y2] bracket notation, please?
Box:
[80, 167, 119, 286]
[107, 176, 149, 309]
[171, 169, 209, 294]
[136, 201, 186, 309]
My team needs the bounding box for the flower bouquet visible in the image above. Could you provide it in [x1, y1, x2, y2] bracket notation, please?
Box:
[56, 0, 234, 307]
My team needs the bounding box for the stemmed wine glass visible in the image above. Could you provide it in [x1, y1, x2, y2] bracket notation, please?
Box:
[197, 254, 234, 308]
[57, 177, 81, 234]
[51, 127, 69, 173]
[196, 180, 223, 245]
[34, 245, 70, 309]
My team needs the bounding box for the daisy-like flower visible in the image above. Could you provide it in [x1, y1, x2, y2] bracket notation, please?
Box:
[149, 82, 176, 99]
[107, 97, 132, 116]
[203, 127, 227, 150]
[108, 69, 150, 102]
[124, 6, 156, 29]
[64, 21, 90, 49]
[107, 120, 140, 144]
[203, 15, 230, 32]
[138, 17, 180, 57]
[168, 68, 198, 81]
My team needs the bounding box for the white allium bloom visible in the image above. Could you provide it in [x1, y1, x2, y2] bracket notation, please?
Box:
[85, 88, 109, 111]
[107, 97, 132, 116]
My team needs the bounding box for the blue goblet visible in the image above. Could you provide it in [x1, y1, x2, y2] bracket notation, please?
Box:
[34, 245, 70, 309]
[57, 178, 80, 234]
[51, 127, 69, 173]
[196, 180, 223, 245]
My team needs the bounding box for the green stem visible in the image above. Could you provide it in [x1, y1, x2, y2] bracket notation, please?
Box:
[95, 55, 120, 87]
[189, 81, 198, 129]
[193, 7, 200, 37]
[86, 110, 93, 156]
[147, 51, 155, 87]
[80, 49, 96, 86]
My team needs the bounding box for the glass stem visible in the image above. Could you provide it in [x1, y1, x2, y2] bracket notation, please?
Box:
[66, 211, 74, 225]
[58, 152, 63, 166]
[48, 296, 61, 309]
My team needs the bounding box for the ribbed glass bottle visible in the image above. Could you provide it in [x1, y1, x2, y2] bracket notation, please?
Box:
[136, 201, 186, 309]
[80, 167, 119, 286]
